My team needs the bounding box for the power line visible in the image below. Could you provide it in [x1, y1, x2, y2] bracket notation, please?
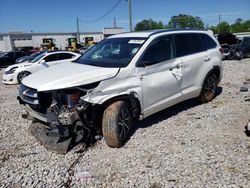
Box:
[78, 0, 123, 23]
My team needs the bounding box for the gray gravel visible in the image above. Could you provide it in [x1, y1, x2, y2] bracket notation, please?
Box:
[0, 59, 250, 188]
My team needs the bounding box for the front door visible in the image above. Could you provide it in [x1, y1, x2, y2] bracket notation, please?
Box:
[137, 35, 182, 117]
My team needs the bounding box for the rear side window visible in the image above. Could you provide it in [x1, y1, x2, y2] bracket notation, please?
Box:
[175, 33, 203, 57]
[201, 34, 217, 50]
[58, 53, 75, 60]
[140, 35, 175, 65]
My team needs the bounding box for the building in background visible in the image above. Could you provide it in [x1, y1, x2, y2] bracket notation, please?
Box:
[0, 28, 124, 52]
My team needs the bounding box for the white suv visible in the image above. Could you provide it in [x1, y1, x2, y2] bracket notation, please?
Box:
[18, 29, 223, 149]
[3, 51, 80, 84]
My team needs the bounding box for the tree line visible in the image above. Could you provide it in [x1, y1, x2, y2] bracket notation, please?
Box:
[134, 14, 250, 34]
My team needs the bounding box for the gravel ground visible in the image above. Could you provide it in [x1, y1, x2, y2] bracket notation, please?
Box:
[0, 59, 250, 188]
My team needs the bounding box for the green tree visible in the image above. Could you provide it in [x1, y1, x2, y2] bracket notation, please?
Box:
[210, 18, 250, 34]
[242, 20, 250, 32]
[167, 14, 205, 29]
[217, 21, 230, 33]
[231, 18, 244, 33]
[134, 19, 165, 31]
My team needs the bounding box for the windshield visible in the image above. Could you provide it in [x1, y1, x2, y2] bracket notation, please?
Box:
[76, 37, 147, 68]
[30, 53, 46, 63]
[0, 52, 8, 58]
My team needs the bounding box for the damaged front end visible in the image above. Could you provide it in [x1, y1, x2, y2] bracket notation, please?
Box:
[18, 82, 102, 154]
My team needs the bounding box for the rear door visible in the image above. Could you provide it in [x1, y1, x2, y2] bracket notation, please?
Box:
[174, 33, 207, 94]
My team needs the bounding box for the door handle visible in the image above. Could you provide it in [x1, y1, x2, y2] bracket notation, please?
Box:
[204, 56, 211, 62]
[170, 63, 182, 71]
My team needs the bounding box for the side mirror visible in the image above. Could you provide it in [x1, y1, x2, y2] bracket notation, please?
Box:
[40, 59, 45, 64]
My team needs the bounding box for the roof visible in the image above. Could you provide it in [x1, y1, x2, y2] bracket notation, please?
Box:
[43, 50, 79, 55]
[108, 29, 209, 38]
[0, 31, 102, 36]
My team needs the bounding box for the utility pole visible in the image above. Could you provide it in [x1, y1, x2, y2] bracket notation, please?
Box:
[218, 14, 221, 34]
[128, 0, 133, 32]
[76, 17, 80, 43]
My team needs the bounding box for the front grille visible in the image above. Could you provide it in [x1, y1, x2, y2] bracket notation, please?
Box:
[19, 84, 39, 105]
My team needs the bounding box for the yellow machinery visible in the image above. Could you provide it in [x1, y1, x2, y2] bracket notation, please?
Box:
[41, 38, 55, 50]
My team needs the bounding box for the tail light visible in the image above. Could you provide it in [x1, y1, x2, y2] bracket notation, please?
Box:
[219, 48, 224, 54]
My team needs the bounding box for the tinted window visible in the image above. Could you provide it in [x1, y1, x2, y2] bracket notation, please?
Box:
[242, 37, 250, 46]
[58, 53, 74, 60]
[15, 52, 28, 58]
[31, 53, 46, 63]
[44, 54, 59, 62]
[175, 33, 203, 57]
[201, 34, 217, 50]
[140, 35, 175, 65]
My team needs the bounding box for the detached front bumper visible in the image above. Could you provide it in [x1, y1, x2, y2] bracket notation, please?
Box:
[3, 73, 18, 84]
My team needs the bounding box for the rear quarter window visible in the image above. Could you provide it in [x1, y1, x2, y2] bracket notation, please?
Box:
[200, 34, 217, 50]
[175, 33, 203, 57]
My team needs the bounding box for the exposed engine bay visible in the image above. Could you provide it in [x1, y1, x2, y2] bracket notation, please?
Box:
[18, 83, 103, 153]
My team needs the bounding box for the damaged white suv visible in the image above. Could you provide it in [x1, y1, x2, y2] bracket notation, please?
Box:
[18, 29, 223, 150]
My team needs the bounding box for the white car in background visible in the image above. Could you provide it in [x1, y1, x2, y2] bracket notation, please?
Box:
[3, 51, 80, 84]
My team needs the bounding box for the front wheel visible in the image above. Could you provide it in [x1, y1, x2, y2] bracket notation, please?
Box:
[198, 74, 218, 103]
[102, 101, 132, 148]
[17, 71, 31, 84]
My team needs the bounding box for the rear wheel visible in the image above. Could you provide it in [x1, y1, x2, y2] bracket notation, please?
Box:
[199, 74, 217, 103]
[17, 71, 31, 84]
[102, 101, 132, 148]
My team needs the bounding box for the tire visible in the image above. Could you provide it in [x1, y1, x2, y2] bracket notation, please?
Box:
[199, 74, 218, 103]
[102, 101, 132, 148]
[17, 71, 31, 84]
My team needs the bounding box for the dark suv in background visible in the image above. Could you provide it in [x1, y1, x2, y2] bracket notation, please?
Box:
[218, 33, 250, 60]
[240, 36, 250, 58]
[0, 51, 29, 68]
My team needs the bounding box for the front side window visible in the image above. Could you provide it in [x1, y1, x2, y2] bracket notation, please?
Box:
[31, 53, 46, 63]
[139, 35, 175, 66]
[175, 33, 203, 57]
[0, 52, 9, 58]
[76, 37, 146, 68]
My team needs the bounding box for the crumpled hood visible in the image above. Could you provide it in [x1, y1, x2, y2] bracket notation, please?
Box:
[5, 62, 32, 71]
[22, 63, 120, 91]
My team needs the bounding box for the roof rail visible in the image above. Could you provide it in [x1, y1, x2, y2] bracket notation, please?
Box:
[148, 28, 207, 37]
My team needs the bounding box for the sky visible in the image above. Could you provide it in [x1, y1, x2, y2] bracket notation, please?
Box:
[0, 0, 249, 33]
